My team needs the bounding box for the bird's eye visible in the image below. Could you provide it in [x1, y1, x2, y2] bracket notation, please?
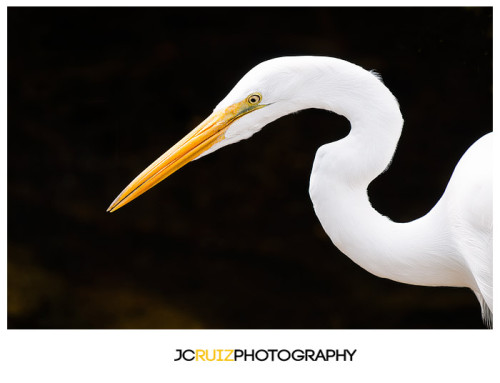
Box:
[247, 93, 262, 105]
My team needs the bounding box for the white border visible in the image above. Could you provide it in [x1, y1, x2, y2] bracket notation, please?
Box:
[1, 2, 498, 382]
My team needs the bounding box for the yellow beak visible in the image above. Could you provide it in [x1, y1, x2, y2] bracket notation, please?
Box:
[107, 98, 263, 213]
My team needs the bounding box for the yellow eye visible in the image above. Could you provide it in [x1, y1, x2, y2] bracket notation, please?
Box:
[247, 93, 262, 105]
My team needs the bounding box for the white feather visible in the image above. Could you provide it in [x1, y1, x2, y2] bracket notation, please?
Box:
[198, 56, 493, 325]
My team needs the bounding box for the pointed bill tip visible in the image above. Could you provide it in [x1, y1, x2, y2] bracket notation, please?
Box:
[106, 190, 128, 213]
[106, 199, 120, 213]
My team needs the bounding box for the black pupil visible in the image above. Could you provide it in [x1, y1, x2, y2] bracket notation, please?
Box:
[251, 96, 258, 103]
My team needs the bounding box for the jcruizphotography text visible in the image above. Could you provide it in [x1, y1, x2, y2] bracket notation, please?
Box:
[174, 348, 357, 362]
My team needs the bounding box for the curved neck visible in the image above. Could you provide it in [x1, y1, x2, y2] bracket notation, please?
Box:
[308, 68, 470, 289]
[311, 181, 467, 288]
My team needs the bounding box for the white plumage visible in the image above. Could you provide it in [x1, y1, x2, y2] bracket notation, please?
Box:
[109, 56, 492, 325]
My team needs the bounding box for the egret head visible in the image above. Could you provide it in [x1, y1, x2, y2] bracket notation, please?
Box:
[202, 56, 327, 155]
[107, 58, 301, 212]
[107, 56, 348, 212]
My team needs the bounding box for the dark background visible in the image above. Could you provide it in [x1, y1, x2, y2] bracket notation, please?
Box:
[8, 7, 492, 329]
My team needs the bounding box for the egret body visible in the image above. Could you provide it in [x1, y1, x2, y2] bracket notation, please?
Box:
[108, 56, 492, 325]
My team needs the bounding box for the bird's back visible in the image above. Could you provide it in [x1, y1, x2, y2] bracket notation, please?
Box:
[438, 133, 493, 320]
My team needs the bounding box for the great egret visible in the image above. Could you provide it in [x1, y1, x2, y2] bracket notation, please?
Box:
[108, 56, 492, 326]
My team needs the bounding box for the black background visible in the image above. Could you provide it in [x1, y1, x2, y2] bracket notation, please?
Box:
[8, 7, 492, 329]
